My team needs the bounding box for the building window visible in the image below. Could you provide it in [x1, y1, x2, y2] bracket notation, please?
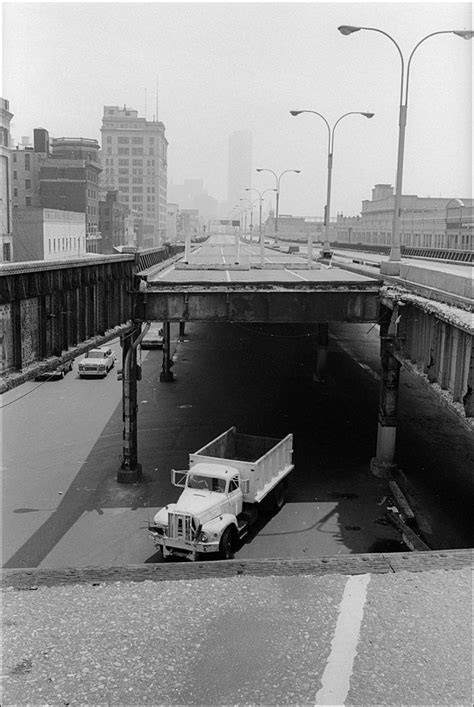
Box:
[118, 148, 129, 155]
[25, 179, 31, 190]
[24, 154, 31, 170]
[132, 137, 143, 144]
[132, 148, 143, 156]
[13, 188, 17, 197]
[25, 196, 31, 206]
[107, 136, 112, 143]
[13, 170, 17, 180]
[118, 159, 129, 166]
[118, 137, 129, 144]
[13, 153, 17, 163]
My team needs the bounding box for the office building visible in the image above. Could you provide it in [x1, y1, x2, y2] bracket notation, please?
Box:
[227, 130, 252, 209]
[100, 105, 168, 245]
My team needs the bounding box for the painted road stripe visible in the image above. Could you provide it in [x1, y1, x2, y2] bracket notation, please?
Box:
[315, 573, 370, 706]
[330, 334, 381, 381]
[285, 268, 308, 281]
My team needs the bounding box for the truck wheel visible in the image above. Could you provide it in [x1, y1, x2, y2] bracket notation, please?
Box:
[272, 481, 287, 511]
[218, 526, 235, 560]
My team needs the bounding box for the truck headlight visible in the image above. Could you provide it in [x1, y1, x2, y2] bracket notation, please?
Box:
[98, 364, 105, 371]
[198, 531, 209, 543]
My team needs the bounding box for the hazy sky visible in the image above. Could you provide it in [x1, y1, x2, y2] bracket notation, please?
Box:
[2, 1, 472, 217]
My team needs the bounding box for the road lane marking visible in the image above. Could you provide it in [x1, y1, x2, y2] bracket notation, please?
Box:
[315, 573, 370, 706]
[225, 270, 231, 282]
[285, 268, 309, 281]
[330, 334, 381, 381]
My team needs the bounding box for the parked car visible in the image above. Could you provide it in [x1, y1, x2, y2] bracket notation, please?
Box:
[78, 347, 116, 377]
[35, 360, 74, 381]
[141, 323, 164, 349]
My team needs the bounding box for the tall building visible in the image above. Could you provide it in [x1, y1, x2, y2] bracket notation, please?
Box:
[39, 137, 101, 252]
[100, 105, 168, 245]
[227, 130, 252, 209]
[0, 98, 14, 261]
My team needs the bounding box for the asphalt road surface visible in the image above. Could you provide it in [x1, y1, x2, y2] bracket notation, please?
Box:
[2, 320, 472, 569]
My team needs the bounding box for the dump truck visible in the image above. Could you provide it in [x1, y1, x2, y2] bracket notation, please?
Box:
[148, 427, 294, 561]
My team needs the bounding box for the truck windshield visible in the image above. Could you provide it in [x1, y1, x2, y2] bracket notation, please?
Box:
[188, 475, 226, 493]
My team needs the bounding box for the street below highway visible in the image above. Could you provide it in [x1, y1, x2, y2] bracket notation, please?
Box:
[2, 318, 472, 569]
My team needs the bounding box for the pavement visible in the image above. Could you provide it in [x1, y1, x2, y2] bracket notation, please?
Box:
[2, 550, 472, 706]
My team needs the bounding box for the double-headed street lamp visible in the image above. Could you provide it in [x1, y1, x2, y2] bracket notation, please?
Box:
[290, 109, 374, 262]
[338, 24, 473, 274]
[245, 187, 277, 264]
[255, 168, 301, 235]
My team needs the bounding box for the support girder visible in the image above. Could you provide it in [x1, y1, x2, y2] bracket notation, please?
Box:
[144, 289, 380, 323]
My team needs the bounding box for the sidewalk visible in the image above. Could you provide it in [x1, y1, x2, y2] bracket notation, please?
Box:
[2, 550, 472, 706]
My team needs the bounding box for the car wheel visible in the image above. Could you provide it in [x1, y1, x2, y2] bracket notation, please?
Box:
[272, 481, 287, 511]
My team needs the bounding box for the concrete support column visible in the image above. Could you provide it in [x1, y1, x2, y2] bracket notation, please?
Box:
[371, 307, 401, 478]
[118, 324, 142, 483]
[179, 320, 186, 339]
[313, 323, 329, 383]
[160, 321, 174, 382]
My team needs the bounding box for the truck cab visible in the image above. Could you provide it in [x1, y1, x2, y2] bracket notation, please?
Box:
[149, 463, 245, 561]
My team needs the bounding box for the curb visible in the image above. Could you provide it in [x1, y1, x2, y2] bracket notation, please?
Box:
[2, 549, 471, 589]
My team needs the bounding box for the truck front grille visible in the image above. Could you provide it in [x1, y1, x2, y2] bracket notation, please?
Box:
[168, 511, 194, 541]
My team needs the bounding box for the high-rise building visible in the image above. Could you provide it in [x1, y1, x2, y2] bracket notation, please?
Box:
[100, 105, 168, 245]
[227, 130, 252, 209]
[1, 98, 14, 261]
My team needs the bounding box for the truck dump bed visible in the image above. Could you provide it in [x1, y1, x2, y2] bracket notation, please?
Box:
[189, 426, 293, 503]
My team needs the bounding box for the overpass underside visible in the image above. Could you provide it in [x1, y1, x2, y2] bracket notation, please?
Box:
[144, 282, 380, 324]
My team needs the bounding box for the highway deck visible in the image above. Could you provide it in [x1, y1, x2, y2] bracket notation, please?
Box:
[2, 550, 472, 706]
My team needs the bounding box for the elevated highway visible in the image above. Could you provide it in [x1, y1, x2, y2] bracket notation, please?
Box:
[1, 235, 472, 481]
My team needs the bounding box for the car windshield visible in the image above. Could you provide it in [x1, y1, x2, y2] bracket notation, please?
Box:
[86, 350, 107, 358]
[187, 475, 226, 493]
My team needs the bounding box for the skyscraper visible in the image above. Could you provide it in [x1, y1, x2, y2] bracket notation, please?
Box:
[100, 106, 168, 245]
[227, 130, 252, 209]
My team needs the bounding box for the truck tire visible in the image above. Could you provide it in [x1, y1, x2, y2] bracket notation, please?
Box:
[218, 526, 236, 560]
[272, 481, 287, 511]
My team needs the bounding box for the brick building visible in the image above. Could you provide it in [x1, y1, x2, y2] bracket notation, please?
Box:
[99, 190, 128, 254]
[1, 98, 14, 261]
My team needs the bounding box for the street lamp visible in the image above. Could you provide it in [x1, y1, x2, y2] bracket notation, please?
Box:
[245, 187, 277, 264]
[240, 197, 259, 241]
[338, 25, 473, 274]
[255, 168, 301, 236]
[290, 109, 374, 263]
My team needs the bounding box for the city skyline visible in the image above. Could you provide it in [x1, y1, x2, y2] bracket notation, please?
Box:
[2, 2, 472, 218]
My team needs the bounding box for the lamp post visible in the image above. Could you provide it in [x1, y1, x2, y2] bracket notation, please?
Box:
[245, 187, 278, 265]
[255, 168, 300, 236]
[240, 197, 259, 241]
[290, 109, 374, 263]
[338, 25, 473, 274]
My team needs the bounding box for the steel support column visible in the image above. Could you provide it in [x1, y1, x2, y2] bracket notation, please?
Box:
[117, 323, 142, 483]
[371, 305, 401, 478]
[313, 323, 329, 383]
[160, 321, 174, 382]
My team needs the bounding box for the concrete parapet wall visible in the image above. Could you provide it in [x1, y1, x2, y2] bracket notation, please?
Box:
[399, 264, 472, 300]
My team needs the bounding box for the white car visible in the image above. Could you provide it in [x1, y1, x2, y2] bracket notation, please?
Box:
[78, 346, 116, 377]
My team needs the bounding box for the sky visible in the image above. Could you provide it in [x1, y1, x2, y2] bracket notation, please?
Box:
[2, 1, 472, 218]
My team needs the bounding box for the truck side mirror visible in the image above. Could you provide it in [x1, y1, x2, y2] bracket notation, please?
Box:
[171, 469, 188, 488]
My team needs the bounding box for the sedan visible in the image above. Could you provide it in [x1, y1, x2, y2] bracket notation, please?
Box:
[78, 347, 116, 377]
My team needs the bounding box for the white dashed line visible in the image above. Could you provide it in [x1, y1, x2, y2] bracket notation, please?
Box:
[225, 270, 231, 282]
[285, 268, 309, 281]
[315, 573, 370, 706]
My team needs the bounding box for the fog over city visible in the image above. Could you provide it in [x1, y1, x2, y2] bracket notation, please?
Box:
[3, 1, 472, 217]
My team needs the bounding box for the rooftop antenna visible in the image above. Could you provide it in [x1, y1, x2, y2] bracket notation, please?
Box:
[156, 75, 159, 122]
[144, 88, 147, 119]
